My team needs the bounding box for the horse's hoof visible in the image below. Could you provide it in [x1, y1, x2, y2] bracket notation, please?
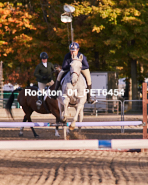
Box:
[69, 125, 75, 131]
[35, 135, 39, 138]
[55, 133, 60, 137]
[19, 133, 23, 137]
[55, 130, 60, 137]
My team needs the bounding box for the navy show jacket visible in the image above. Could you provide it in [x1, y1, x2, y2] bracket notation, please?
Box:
[62, 52, 89, 70]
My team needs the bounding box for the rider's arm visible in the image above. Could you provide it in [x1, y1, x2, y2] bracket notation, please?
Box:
[51, 63, 54, 72]
[82, 55, 89, 70]
[34, 65, 42, 80]
[62, 53, 71, 70]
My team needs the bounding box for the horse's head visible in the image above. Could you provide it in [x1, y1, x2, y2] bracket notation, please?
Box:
[70, 54, 83, 86]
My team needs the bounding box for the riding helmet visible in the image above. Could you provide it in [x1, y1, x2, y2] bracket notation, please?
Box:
[69, 42, 80, 51]
[40, 52, 48, 59]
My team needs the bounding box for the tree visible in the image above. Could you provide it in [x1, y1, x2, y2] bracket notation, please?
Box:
[0, 1, 65, 86]
[1, 0, 148, 100]
[66, 0, 148, 99]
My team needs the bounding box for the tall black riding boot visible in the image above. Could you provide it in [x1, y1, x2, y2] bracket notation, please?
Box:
[51, 80, 61, 100]
[87, 85, 96, 104]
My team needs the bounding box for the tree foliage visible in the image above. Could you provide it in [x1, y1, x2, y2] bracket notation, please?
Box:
[0, 0, 148, 90]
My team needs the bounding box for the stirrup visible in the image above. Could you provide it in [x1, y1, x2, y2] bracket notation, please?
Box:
[36, 100, 42, 106]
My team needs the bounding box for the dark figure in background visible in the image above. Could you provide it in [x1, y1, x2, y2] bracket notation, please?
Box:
[34, 52, 54, 109]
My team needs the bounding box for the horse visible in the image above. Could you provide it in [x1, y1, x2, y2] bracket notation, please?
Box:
[5, 65, 63, 137]
[57, 54, 87, 130]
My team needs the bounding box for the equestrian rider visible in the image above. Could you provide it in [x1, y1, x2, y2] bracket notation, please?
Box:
[52, 42, 95, 104]
[34, 52, 54, 108]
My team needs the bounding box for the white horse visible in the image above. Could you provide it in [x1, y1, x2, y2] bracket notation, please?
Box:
[57, 54, 87, 130]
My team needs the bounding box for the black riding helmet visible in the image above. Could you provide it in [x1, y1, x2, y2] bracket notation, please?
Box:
[40, 52, 48, 59]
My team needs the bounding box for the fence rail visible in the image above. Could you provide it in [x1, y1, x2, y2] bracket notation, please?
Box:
[0, 92, 19, 108]
[0, 94, 143, 121]
[122, 100, 143, 121]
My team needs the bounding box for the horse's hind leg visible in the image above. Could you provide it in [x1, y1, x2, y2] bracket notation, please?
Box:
[22, 106, 39, 138]
[28, 117, 39, 138]
[19, 115, 27, 137]
[30, 127, 39, 138]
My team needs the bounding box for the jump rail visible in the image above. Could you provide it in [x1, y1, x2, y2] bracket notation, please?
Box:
[0, 139, 147, 150]
[0, 121, 144, 140]
[0, 121, 143, 127]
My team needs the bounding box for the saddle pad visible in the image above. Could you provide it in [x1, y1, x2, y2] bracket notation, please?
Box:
[61, 72, 87, 88]
[60, 72, 69, 85]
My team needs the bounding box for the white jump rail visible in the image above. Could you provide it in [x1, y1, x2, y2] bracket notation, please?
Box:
[66, 121, 143, 127]
[0, 121, 143, 127]
[0, 121, 144, 140]
[0, 139, 147, 150]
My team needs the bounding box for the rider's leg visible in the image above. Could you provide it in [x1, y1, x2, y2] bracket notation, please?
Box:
[36, 82, 46, 108]
[81, 69, 96, 104]
[52, 70, 67, 99]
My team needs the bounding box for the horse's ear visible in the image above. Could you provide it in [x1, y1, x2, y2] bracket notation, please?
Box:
[79, 54, 83, 61]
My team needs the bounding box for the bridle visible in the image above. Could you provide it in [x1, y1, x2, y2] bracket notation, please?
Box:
[70, 71, 80, 77]
[70, 71, 80, 85]
[70, 59, 82, 85]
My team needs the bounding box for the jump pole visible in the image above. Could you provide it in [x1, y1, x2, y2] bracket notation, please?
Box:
[0, 121, 143, 127]
[0, 139, 148, 150]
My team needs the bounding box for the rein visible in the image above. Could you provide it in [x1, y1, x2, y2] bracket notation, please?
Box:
[70, 71, 80, 77]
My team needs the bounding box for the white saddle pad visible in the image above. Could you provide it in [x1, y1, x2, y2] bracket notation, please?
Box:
[61, 72, 87, 88]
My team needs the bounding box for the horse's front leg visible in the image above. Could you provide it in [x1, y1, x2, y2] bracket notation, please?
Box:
[78, 107, 83, 122]
[55, 125, 60, 137]
[58, 100, 65, 122]
[63, 96, 70, 122]
[69, 104, 84, 130]
[78, 107, 84, 134]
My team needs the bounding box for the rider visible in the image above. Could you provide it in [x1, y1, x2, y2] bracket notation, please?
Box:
[34, 52, 54, 108]
[52, 42, 95, 104]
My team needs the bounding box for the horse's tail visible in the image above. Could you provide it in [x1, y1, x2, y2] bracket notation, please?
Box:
[5, 87, 23, 119]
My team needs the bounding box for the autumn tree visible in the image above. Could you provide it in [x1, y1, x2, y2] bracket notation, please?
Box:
[1, 0, 148, 102]
[0, 1, 65, 86]
[66, 0, 148, 100]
